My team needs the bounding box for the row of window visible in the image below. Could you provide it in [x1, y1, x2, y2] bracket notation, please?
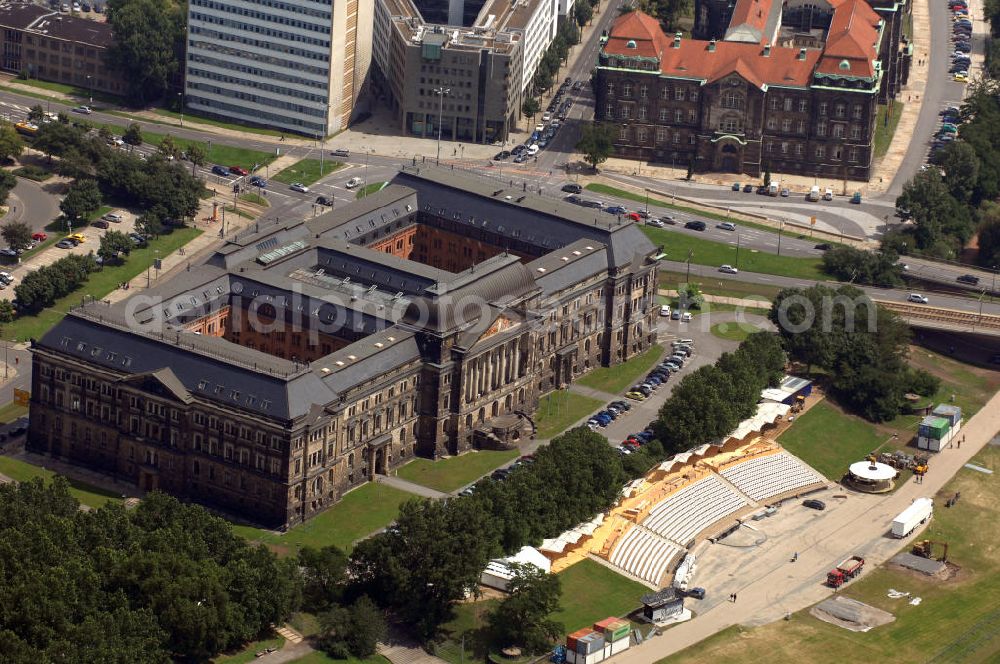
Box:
[187, 67, 328, 102]
[189, 27, 330, 60]
[191, 0, 332, 22]
[608, 82, 699, 102]
[190, 12, 332, 46]
[189, 53, 326, 86]
[189, 39, 330, 73]
[187, 85, 328, 121]
[765, 142, 862, 162]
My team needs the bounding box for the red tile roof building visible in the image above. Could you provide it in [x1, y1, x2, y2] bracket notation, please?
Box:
[594, 2, 911, 181]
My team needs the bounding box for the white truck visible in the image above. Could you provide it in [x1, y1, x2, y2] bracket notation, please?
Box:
[891, 497, 933, 538]
[808, 185, 821, 201]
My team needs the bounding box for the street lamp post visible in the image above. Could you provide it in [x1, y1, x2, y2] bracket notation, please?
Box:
[777, 219, 783, 256]
[86, 75, 92, 104]
[363, 149, 371, 197]
[433, 87, 451, 165]
[685, 249, 693, 282]
[735, 233, 741, 269]
[178, 92, 184, 127]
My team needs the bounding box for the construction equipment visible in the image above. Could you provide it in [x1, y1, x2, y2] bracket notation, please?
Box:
[791, 395, 806, 413]
[914, 453, 930, 477]
[912, 539, 949, 562]
[827, 555, 865, 588]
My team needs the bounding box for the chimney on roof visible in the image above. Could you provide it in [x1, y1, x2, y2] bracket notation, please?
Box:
[708, 39, 716, 52]
[673, 31, 681, 48]
[763, 44, 770, 57]
[798, 47, 807, 60]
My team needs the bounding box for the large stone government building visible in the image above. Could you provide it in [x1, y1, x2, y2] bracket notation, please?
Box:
[594, 0, 911, 180]
[28, 166, 659, 527]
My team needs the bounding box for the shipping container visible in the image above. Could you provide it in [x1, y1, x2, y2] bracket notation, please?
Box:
[611, 637, 631, 655]
[932, 404, 962, 427]
[918, 416, 950, 440]
[567, 628, 591, 651]
[576, 632, 605, 655]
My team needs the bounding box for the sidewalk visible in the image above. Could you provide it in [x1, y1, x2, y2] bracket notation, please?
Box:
[375, 474, 447, 499]
[613, 385, 1000, 663]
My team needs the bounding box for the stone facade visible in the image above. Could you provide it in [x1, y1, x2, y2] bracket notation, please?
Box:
[28, 166, 658, 528]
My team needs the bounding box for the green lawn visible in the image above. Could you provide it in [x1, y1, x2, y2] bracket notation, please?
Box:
[552, 559, 650, 631]
[214, 635, 286, 663]
[640, 226, 825, 280]
[778, 400, 886, 480]
[6, 227, 201, 342]
[151, 107, 288, 138]
[709, 321, 761, 342]
[355, 182, 388, 199]
[142, 130, 276, 171]
[0, 403, 27, 424]
[659, 270, 781, 301]
[0, 455, 123, 508]
[584, 184, 817, 243]
[535, 391, 604, 439]
[239, 192, 269, 206]
[874, 101, 904, 159]
[395, 449, 518, 492]
[232, 482, 417, 554]
[271, 159, 344, 186]
[13, 77, 123, 106]
[577, 346, 665, 395]
[663, 446, 1000, 664]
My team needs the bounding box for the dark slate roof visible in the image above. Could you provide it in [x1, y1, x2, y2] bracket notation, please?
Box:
[37, 308, 332, 421]
[312, 327, 421, 394]
[391, 166, 656, 268]
[313, 236, 449, 293]
[0, 3, 48, 30]
[307, 185, 419, 241]
[527, 239, 609, 296]
[28, 11, 114, 46]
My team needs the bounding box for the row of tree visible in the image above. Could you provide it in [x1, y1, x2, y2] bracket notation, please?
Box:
[770, 284, 939, 421]
[820, 245, 904, 286]
[0, 479, 301, 662]
[653, 332, 787, 452]
[13, 252, 100, 312]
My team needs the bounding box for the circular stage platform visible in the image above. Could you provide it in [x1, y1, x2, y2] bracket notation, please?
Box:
[843, 461, 897, 493]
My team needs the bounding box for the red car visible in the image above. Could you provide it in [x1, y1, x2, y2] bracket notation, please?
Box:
[32, 232, 47, 241]
[229, 166, 249, 176]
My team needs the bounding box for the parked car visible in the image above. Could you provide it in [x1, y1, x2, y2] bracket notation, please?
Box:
[211, 165, 230, 177]
[684, 220, 707, 231]
[56, 239, 75, 249]
[626, 390, 646, 401]
[92, 220, 109, 229]
[780, 188, 790, 197]
[681, 312, 693, 322]
[606, 205, 629, 215]
[815, 243, 832, 251]
[494, 150, 511, 161]
[742, 183, 754, 193]
[527, 144, 539, 156]
[229, 166, 249, 176]
[718, 222, 737, 231]
[345, 177, 363, 189]
[647, 218, 665, 228]
[32, 232, 47, 241]
[560, 183, 582, 194]
[851, 192, 862, 204]
[732, 182, 741, 191]
[249, 175, 267, 187]
[907, 293, 929, 304]
[660, 304, 671, 317]
[290, 182, 309, 193]
[957, 273, 980, 285]
[803, 499, 827, 510]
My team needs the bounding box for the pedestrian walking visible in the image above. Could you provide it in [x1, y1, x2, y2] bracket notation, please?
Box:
[733, 593, 738, 603]
[793, 552, 799, 562]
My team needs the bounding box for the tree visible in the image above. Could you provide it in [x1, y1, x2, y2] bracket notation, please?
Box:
[763, 166, 771, 188]
[0, 122, 23, 163]
[574, 1, 593, 26]
[27, 104, 44, 123]
[316, 597, 386, 659]
[33, 121, 85, 161]
[55, 147, 94, 180]
[98, 230, 133, 265]
[976, 205, 1000, 268]
[124, 122, 143, 147]
[299, 545, 348, 613]
[0, 170, 16, 207]
[0, 299, 14, 323]
[487, 564, 563, 653]
[576, 123, 616, 171]
[135, 205, 165, 238]
[186, 143, 207, 176]
[639, 0, 694, 30]
[939, 141, 980, 203]
[98, 125, 114, 142]
[521, 97, 541, 121]
[157, 135, 179, 160]
[106, 0, 184, 105]
[1, 220, 32, 252]
[821, 246, 903, 287]
[894, 168, 972, 255]
[60, 178, 102, 223]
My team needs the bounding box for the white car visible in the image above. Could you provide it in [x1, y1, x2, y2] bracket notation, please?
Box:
[718, 222, 736, 231]
[345, 177, 363, 189]
[660, 304, 671, 317]
[823, 188, 834, 201]
[647, 219, 665, 228]
[542, 112, 552, 122]
[719, 264, 739, 274]
[681, 312, 693, 322]
[527, 144, 539, 156]
[290, 182, 309, 193]
[907, 293, 929, 304]
[72, 105, 92, 114]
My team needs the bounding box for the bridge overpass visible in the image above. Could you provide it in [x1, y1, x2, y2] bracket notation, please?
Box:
[873, 300, 1000, 337]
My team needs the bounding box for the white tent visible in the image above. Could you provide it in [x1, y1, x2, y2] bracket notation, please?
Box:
[479, 546, 552, 591]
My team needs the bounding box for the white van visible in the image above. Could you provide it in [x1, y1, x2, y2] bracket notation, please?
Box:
[807, 185, 821, 201]
[823, 188, 834, 201]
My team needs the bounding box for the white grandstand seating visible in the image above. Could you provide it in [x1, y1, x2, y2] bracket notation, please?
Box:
[641, 476, 749, 546]
[720, 452, 825, 502]
[608, 526, 683, 585]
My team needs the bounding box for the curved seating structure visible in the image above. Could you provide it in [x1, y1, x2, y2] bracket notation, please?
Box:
[720, 452, 825, 502]
[607, 525, 683, 586]
[640, 475, 749, 547]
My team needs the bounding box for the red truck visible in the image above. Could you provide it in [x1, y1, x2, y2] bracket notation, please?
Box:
[827, 556, 865, 588]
